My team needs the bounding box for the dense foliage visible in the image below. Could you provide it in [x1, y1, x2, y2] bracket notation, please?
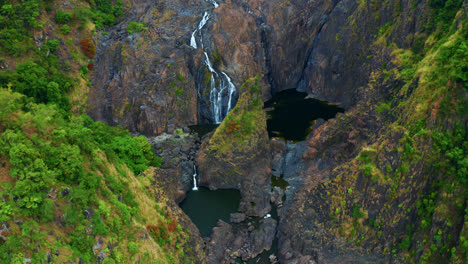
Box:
[0, 0, 41, 56]
[0, 1, 187, 263]
[0, 0, 124, 112]
[0, 0, 123, 56]
[0, 56, 74, 112]
[0, 90, 164, 262]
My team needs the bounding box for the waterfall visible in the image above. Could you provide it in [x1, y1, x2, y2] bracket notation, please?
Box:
[192, 165, 199, 191]
[221, 72, 236, 114]
[207, 0, 219, 8]
[191, 0, 238, 124]
[190, 12, 210, 49]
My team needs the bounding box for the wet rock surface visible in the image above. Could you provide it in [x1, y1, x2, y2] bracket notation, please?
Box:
[207, 217, 277, 263]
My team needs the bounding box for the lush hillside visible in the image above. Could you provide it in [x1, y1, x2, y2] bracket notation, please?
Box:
[0, 1, 197, 263]
[275, 1, 468, 263]
[0, 90, 195, 263]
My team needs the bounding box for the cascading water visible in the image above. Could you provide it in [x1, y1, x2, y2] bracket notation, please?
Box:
[207, 0, 219, 8]
[192, 165, 199, 191]
[190, 12, 210, 49]
[191, 0, 238, 124]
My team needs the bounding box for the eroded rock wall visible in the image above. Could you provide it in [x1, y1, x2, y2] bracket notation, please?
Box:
[89, 0, 209, 135]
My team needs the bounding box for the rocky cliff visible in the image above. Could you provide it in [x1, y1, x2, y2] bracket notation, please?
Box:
[271, 1, 468, 263]
[196, 77, 271, 217]
[89, 0, 209, 135]
[85, 0, 467, 263]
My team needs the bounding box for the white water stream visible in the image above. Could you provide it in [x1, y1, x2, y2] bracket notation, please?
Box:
[191, 0, 237, 124]
[192, 165, 198, 191]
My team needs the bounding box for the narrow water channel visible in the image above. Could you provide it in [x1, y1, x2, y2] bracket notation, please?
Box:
[265, 89, 344, 141]
[179, 187, 240, 237]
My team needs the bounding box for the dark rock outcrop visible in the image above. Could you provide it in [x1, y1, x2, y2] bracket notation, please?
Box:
[196, 78, 271, 217]
[147, 129, 200, 202]
[89, 0, 211, 135]
[207, 217, 277, 263]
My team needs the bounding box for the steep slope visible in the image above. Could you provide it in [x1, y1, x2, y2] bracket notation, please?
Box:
[0, 1, 204, 263]
[2, 0, 466, 263]
[0, 90, 204, 263]
[274, 1, 468, 263]
[196, 77, 271, 216]
[194, 0, 467, 263]
[88, 0, 207, 135]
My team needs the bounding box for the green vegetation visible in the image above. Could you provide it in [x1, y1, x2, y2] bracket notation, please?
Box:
[212, 48, 223, 67]
[209, 76, 264, 152]
[127, 21, 148, 34]
[55, 9, 73, 24]
[272, 175, 290, 190]
[46, 39, 60, 52]
[76, 0, 124, 30]
[0, 89, 185, 263]
[426, 0, 464, 34]
[324, 2, 467, 263]
[0, 0, 42, 56]
[0, 59, 73, 112]
[0, 1, 194, 263]
[60, 24, 71, 34]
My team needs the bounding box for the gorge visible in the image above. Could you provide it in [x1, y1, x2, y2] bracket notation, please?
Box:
[0, 0, 466, 264]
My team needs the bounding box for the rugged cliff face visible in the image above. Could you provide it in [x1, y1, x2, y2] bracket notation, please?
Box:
[85, 0, 467, 263]
[89, 0, 209, 135]
[196, 77, 271, 217]
[271, 1, 468, 263]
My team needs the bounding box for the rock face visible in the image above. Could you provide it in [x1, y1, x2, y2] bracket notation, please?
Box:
[89, 0, 210, 135]
[196, 78, 271, 217]
[206, 217, 277, 263]
[147, 129, 200, 202]
[296, 0, 429, 108]
[87, 0, 467, 263]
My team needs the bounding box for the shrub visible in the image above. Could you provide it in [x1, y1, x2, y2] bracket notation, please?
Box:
[168, 219, 177, 232]
[224, 119, 240, 133]
[46, 39, 60, 52]
[375, 102, 391, 114]
[0, 202, 12, 222]
[111, 136, 149, 175]
[60, 24, 71, 34]
[399, 237, 411, 251]
[147, 224, 170, 246]
[126, 21, 148, 34]
[352, 205, 364, 219]
[128, 242, 138, 256]
[55, 10, 73, 24]
[80, 38, 96, 58]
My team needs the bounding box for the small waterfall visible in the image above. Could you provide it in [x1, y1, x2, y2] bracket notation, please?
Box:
[221, 72, 236, 113]
[207, 0, 219, 8]
[191, 0, 238, 124]
[190, 12, 210, 49]
[192, 165, 199, 191]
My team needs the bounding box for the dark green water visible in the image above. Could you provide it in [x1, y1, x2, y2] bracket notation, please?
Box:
[188, 124, 219, 138]
[264, 89, 344, 141]
[179, 187, 240, 237]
